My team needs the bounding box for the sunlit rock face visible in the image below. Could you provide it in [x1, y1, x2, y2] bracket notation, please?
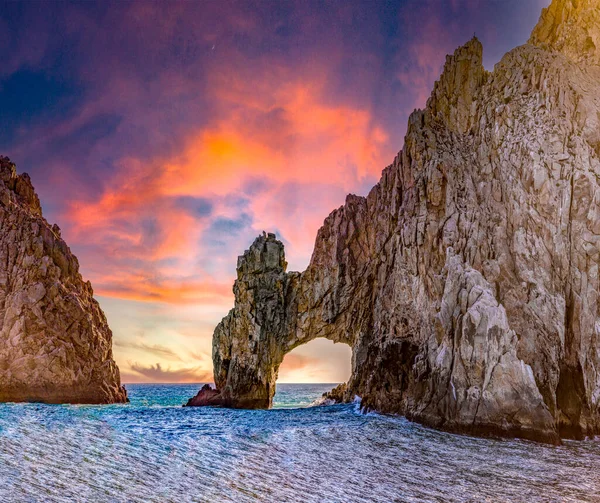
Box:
[190, 0, 600, 443]
[529, 0, 600, 64]
[0, 156, 127, 404]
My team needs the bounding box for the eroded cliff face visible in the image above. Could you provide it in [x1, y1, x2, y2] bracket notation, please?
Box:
[189, 0, 600, 443]
[0, 156, 127, 404]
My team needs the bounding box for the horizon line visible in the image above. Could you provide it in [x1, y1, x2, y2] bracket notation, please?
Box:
[121, 381, 343, 385]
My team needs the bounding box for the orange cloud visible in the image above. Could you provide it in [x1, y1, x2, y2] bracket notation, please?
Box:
[279, 353, 311, 372]
[93, 273, 233, 305]
[165, 79, 390, 193]
[62, 69, 394, 303]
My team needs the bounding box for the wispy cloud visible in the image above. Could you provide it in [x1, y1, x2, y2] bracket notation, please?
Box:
[114, 341, 183, 361]
[123, 362, 212, 383]
[59, 73, 393, 298]
[190, 351, 211, 362]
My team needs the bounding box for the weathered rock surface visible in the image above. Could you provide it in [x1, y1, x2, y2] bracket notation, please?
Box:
[0, 156, 127, 404]
[189, 0, 600, 443]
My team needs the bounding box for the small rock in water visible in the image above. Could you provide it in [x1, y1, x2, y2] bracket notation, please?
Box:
[185, 384, 222, 407]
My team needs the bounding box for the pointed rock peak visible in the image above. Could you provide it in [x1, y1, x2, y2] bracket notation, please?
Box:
[435, 36, 484, 84]
[0, 155, 42, 216]
[461, 36, 483, 55]
[0, 156, 17, 181]
[0, 157, 127, 404]
[425, 37, 485, 133]
[529, 0, 599, 62]
[236, 231, 287, 276]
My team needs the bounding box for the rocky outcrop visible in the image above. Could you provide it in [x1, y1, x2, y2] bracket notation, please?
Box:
[529, 0, 599, 64]
[0, 156, 127, 404]
[185, 384, 221, 406]
[189, 0, 600, 443]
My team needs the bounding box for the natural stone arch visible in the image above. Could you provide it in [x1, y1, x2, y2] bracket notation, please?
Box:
[188, 228, 422, 411]
[209, 233, 356, 408]
[187, 9, 600, 443]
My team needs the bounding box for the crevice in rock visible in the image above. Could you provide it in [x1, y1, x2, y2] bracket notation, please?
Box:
[556, 360, 587, 438]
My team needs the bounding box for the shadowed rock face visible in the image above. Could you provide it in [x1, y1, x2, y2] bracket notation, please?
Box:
[0, 156, 127, 404]
[189, 0, 600, 443]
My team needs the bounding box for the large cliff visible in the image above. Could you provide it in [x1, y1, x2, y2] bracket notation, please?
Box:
[0, 156, 127, 403]
[188, 0, 600, 443]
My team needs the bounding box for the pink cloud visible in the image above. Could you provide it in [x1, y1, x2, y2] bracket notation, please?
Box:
[59, 66, 395, 302]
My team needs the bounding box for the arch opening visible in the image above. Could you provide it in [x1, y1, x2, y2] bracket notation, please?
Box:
[277, 338, 352, 384]
[273, 338, 352, 408]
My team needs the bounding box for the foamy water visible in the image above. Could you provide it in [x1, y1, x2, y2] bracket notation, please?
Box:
[0, 383, 598, 502]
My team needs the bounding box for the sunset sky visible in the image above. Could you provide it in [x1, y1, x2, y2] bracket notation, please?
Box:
[0, 0, 548, 383]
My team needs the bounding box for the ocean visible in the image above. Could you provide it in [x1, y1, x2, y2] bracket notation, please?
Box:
[0, 383, 598, 503]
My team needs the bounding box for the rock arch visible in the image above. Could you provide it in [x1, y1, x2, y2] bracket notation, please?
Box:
[187, 225, 430, 414]
[187, 2, 600, 443]
[208, 232, 356, 408]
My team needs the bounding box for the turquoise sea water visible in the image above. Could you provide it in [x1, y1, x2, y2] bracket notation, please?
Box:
[0, 383, 599, 503]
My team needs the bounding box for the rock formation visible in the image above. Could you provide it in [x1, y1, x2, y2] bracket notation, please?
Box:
[185, 384, 222, 406]
[0, 156, 127, 404]
[189, 0, 600, 443]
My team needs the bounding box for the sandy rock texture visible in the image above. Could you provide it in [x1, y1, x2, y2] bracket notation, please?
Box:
[0, 156, 127, 404]
[190, 0, 600, 443]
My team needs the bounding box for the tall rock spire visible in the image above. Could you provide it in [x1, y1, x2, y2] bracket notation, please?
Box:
[426, 37, 486, 133]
